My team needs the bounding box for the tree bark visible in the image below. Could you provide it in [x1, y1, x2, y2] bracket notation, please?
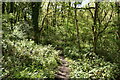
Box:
[116, 3, 120, 39]
[2, 2, 5, 14]
[61, 2, 65, 25]
[116, 2, 120, 51]
[10, 2, 14, 13]
[9, 2, 14, 30]
[74, 3, 81, 52]
[46, 2, 50, 29]
[53, 2, 57, 27]
[93, 2, 99, 54]
[31, 2, 41, 44]
[67, 2, 71, 33]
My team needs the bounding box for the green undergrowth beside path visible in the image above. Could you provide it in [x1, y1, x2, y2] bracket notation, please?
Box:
[1, 39, 120, 79]
[65, 52, 119, 79]
[2, 39, 60, 78]
[1, 38, 120, 79]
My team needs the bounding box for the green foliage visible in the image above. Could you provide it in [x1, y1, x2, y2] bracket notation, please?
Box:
[65, 52, 119, 79]
[2, 2, 120, 79]
[2, 12, 60, 78]
[2, 13, 34, 40]
[2, 39, 60, 78]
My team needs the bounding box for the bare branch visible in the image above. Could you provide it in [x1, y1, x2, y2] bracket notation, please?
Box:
[39, 12, 52, 32]
[76, 7, 95, 10]
[89, 9, 94, 19]
[98, 8, 113, 36]
[39, 1, 51, 33]
[101, 10, 108, 23]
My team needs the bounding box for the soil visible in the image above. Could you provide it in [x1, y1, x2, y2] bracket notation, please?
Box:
[55, 56, 70, 80]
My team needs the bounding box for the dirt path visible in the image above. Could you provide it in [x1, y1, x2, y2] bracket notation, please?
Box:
[55, 56, 70, 80]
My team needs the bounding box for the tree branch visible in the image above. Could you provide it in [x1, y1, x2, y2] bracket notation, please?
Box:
[98, 8, 113, 36]
[76, 7, 95, 10]
[89, 9, 94, 19]
[101, 10, 108, 23]
[39, 12, 52, 32]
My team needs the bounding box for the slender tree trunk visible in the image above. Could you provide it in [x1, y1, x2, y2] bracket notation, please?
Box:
[9, 2, 14, 30]
[16, 8, 20, 22]
[45, 2, 50, 38]
[74, 3, 81, 52]
[31, 2, 41, 44]
[46, 2, 50, 31]
[117, 3, 120, 39]
[61, 2, 65, 25]
[10, 2, 14, 13]
[116, 2, 120, 51]
[93, 2, 99, 54]
[53, 3, 57, 27]
[2, 2, 5, 14]
[23, 8, 27, 21]
[6, 3, 9, 14]
[67, 2, 71, 33]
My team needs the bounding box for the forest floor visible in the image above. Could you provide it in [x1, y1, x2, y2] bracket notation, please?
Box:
[55, 56, 70, 80]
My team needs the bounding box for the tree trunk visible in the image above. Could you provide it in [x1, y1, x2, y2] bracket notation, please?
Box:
[2, 2, 5, 14]
[116, 2, 120, 51]
[74, 3, 81, 52]
[53, 3, 57, 27]
[31, 2, 41, 44]
[93, 33, 98, 54]
[10, 2, 14, 13]
[61, 2, 65, 25]
[117, 3, 120, 39]
[46, 2, 50, 30]
[93, 2, 99, 54]
[67, 2, 71, 33]
[9, 2, 14, 30]
[23, 8, 27, 21]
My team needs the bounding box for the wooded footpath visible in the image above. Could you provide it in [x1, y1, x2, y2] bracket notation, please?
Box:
[1, 1, 120, 80]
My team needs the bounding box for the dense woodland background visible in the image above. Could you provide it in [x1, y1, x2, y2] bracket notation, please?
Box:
[1, 1, 120, 79]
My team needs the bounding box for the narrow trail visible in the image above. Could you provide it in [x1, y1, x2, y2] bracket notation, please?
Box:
[55, 56, 70, 80]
